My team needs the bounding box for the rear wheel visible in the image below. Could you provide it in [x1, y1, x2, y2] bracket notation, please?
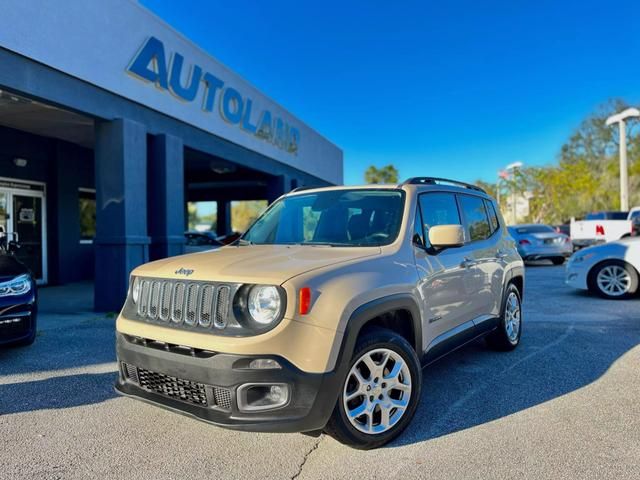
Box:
[324, 328, 421, 449]
[486, 284, 522, 351]
[588, 260, 639, 299]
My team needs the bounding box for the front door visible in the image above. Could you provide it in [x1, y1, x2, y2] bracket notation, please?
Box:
[414, 192, 480, 352]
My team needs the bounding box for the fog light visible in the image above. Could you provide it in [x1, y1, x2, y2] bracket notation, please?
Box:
[237, 383, 290, 411]
[248, 358, 281, 370]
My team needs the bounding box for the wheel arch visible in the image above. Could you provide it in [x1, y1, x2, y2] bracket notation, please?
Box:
[338, 295, 423, 369]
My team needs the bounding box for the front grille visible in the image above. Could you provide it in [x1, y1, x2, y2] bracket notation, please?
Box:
[123, 363, 233, 410]
[133, 279, 232, 330]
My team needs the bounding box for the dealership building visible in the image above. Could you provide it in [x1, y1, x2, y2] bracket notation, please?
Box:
[0, 0, 343, 310]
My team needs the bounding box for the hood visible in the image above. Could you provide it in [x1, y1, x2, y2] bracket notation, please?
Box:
[575, 236, 640, 257]
[132, 244, 382, 285]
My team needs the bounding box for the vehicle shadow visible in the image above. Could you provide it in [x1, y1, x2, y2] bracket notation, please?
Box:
[0, 317, 116, 376]
[389, 318, 639, 448]
[0, 372, 118, 415]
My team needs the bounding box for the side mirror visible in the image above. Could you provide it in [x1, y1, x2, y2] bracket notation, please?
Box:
[428, 225, 465, 249]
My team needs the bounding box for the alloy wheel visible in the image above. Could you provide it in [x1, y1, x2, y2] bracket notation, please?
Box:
[342, 348, 412, 435]
[505, 291, 521, 343]
[597, 265, 632, 297]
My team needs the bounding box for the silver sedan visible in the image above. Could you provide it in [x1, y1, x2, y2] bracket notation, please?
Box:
[508, 224, 573, 265]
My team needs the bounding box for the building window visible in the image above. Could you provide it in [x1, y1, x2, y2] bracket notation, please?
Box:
[187, 201, 217, 232]
[231, 200, 268, 233]
[79, 188, 96, 243]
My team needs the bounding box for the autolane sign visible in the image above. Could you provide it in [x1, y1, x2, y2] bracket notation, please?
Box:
[127, 36, 300, 155]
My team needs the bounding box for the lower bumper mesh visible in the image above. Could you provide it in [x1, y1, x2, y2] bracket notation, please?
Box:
[122, 363, 232, 410]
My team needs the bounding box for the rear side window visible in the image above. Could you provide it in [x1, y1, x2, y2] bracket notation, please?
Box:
[484, 199, 500, 234]
[418, 193, 461, 248]
[459, 195, 492, 242]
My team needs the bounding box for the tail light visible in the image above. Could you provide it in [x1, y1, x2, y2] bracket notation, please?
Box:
[519, 239, 531, 245]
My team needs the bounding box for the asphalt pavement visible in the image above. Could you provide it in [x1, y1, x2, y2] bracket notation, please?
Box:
[1, 265, 638, 479]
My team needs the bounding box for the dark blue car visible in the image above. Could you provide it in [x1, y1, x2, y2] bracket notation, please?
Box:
[0, 237, 37, 347]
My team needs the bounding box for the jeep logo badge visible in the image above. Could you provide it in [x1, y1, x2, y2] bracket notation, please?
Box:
[175, 268, 194, 276]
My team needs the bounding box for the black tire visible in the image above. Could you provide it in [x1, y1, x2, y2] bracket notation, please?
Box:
[551, 257, 565, 266]
[324, 327, 422, 449]
[486, 283, 522, 351]
[587, 260, 639, 299]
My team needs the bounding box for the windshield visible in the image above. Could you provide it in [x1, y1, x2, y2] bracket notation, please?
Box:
[512, 225, 554, 234]
[241, 189, 405, 246]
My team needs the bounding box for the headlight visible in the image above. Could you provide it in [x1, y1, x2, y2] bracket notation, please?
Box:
[233, 284, 286, 332]
[247, 286, 282, 325]
[131, 276, 141, 304]
[0, 274, 32, 297]
[573, 252, 595, 263]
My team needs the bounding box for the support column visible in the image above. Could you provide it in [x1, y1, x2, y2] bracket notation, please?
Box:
[267, 174, 290, 204]
[148, 134, 185, 260]
[94, 118, 150, 311]
[216, 200, 231, 236]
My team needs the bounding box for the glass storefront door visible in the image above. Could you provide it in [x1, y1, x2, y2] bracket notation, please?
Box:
[13, 194, 44, 280]
[0, 180, 47, 283]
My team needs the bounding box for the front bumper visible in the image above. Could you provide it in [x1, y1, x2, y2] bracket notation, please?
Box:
[114, 333, 341, 433]
[0, 296, 37, 346]
[565, 263, 588, 290]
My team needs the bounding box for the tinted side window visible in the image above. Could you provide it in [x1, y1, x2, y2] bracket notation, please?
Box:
[459, 195, 491, 242]
[484, 199, 500, 234]
[418, 193, 461, 247]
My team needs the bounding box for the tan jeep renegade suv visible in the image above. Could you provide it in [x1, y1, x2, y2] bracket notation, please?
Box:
[115, 177, 524, 449]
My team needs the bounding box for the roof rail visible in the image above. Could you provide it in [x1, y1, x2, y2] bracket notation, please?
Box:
[289, 185, 323, 193]
[400, 177, 486, 193]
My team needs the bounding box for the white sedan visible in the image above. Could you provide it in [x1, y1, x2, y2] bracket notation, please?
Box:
[566, 236, 640, 299]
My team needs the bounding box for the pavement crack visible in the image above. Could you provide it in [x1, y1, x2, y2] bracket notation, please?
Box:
[291, 436, 323, 480]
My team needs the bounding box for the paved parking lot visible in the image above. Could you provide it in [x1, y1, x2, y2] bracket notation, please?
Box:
[1, 265, 639, 480]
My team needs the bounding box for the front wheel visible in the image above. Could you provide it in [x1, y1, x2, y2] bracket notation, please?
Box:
[588, 260, 639, 299]
[324, 328, 422, 449]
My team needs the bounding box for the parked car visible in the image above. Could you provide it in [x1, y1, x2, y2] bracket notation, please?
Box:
[553, 224, 570, 237]
[570, 207, 640, 248]
[184, 231, 223, 254]
[115, 177, 524, 449]
[0, 233, 37, 347]
[566, 236, 640, 299]
[508, 224, 573, 265]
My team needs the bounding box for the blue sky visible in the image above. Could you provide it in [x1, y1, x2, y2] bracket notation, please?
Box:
[141, 0, 640, 185]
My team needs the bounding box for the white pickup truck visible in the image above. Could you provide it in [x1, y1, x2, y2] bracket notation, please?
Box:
[571, 207, 640, 248]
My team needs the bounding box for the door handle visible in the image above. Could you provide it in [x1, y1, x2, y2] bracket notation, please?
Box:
[461, 257, 477, 268]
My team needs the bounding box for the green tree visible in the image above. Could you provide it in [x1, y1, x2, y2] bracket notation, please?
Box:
[474, 180, 497, 198]
[231, 200, 268, 233]
[365, 164, 399, 184]
[514, 98, 640, 224]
